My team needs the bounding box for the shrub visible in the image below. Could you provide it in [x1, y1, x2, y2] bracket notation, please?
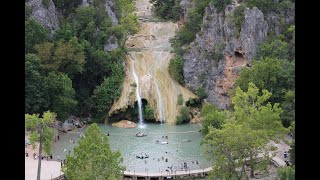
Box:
[277, 166, 295, 180]
[176, 106, 190, 124]
[196, 87, 208, 100]
[144, 104, 155, 120]
[169, 55, 185, 84]
[42, 0, 50, 8]
[177, 94, 184, 105]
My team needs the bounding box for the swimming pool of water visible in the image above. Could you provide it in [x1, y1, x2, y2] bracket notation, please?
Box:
[50, 123, 212, 173]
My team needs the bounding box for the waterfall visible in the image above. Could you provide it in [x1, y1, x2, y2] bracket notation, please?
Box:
[154, 79, 164, 123]
[131, 59, 144, 126]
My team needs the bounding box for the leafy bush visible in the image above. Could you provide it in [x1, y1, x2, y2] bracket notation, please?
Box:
[25, 18, 49, 53]
[151, 0, 182, 21]
[144, 104, 155, 120]
[212, 0, 232, 13]
[256, 35, 289, 60]
[196, 87, 208, 100]
[176, 106, 190, 124]
[42, 0, 50, 8]
[177, 94, 184, 105]
[277, 166, 295, 180]
[169, 55, 185, 84]
[200, 104, 225, 135]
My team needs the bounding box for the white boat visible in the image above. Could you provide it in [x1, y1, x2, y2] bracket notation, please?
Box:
[160, 141, 168, 144]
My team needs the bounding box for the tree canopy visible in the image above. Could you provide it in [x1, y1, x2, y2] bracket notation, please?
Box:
[62, 123, 125, 180]
[203, 83, 287, 179]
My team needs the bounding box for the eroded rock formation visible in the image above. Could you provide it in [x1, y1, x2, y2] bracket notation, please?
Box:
[109, 0, 197, 125]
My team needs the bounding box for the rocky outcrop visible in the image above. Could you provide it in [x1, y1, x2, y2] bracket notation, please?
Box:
[105, 0, 118, 26]
[26, 0, 59, 33]
[183, 3, 271, 109]
[104, 36, 119, 51]
[112, 120, 137, 128]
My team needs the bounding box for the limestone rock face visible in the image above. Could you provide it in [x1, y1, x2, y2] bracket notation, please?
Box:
[109, 0, 197, 125]
[112, 120, 137, 128]
[26, 0, 59, 33]
[183, 2, 293, 109]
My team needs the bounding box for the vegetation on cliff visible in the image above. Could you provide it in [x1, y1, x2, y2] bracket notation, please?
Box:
[25, 0, 138, 122]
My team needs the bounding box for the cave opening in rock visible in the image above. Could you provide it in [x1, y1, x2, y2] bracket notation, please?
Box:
[234, 51, 244, 59]
[109, 99, 157, 123]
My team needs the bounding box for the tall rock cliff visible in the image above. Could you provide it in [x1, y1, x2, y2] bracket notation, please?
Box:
[183, 2, 294, 109]
[26, 0, 59, 33]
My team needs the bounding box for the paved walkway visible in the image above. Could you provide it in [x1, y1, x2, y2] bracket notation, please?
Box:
[25, 157, 63, 180]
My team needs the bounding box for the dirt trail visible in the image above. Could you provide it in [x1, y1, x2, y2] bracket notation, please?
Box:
[109, 0, 197, 124]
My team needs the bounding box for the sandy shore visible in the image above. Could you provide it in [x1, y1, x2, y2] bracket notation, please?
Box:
[25, 156, 62, 180]
[25, 134, 63, 180]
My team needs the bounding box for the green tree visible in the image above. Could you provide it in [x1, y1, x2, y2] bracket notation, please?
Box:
[34, 39, 86, 78]
[25, 18, 49, 53]
[177, 94, 184, 105]
[277, 166, 295, 180]
[144, 104, 155, 120]
[54, 38, 86, 78]
[176, 106, 190, 124]
[46, 72, 78, 120]
[256, 35, 289, 60]
[235, 57, 294, 103]
[151, 0, 182, 21]
[62, 123, 125, 180]
[201, 106, 226, 135]
[196, 86, 208, 100]
[203, 123, 269, 179]
[91, 63, 124, 120]
[53, 0, 82, 16]
[25, 111, 56, 180]
[203, 83, 287, 178]
[168, 55, 184, 84]
[25, 54, 49, 114]
[281, 90, 295, 128]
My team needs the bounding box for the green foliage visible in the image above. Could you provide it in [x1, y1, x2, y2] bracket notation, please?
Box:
[46, 72, 78, 120]
[25, 111, 56, 155]
[203, 83, 288, 179]
[25, 4, 33, 20]
[211, 0, 232, 13]
[244, 0, 276, 13]
[25, 18, 49, 53]
[177, 94, 184, 105]
[235, 57, 294, 104]
[34, 38, 86, 78]
[277, 166, 295, 180]
[169, 55, 184, 84]
[91, 63, 124, 120]
[256, 35, 289, 60]
[203, 123, 269, 179]
[151, 0, 182, 21]
[281, 90, 295, 128]
[62, 123, 125, 179]
[176, 106, 190, 124]
[144, 104, 155, 120]
[201, 104, 225, 135]
[53, 0, 83, 16]
[42, 0, 50, 8]
[53, 23, 75, 42]
[227, 4, 246, 37]
[196, 87, 208, 100]
[25, 54, 50, 114]
[201, 104, 218, 117]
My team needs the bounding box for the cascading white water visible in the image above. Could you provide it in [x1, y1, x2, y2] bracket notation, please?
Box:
[131, 59, 144, 126]
[154, 79, 164, 123]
